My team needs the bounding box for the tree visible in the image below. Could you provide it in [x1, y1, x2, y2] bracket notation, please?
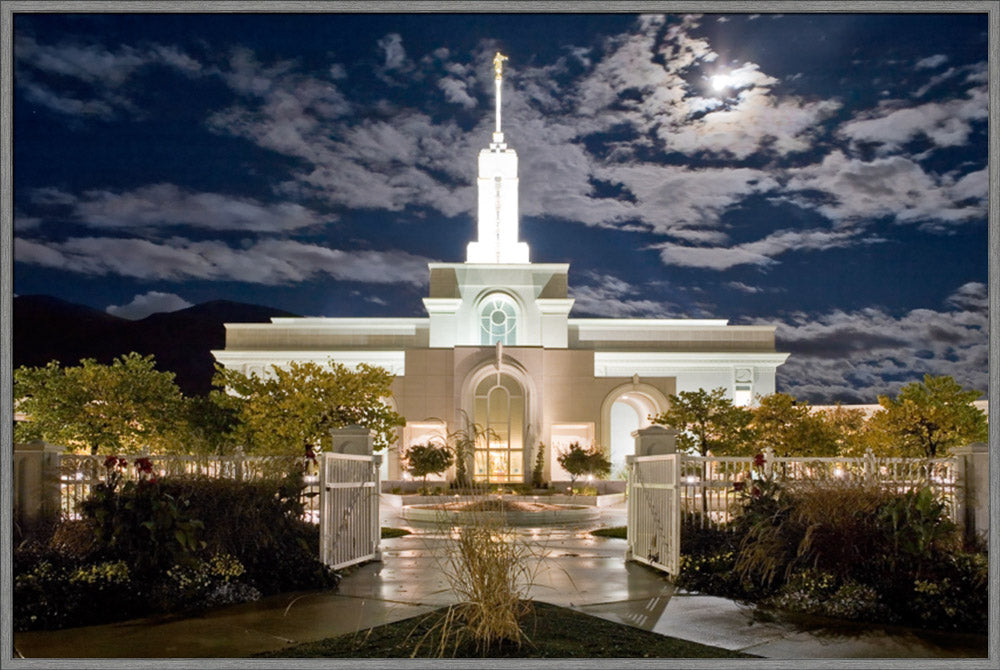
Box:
[175, 392, 242, 455]
[531, 443, 546, 489]
[213, 360, 405, 456]
[751, 393, 839, 457]
[653, 387, 755, 456]
[404, 443, 454, 490]
[14, 353, 186, 454]
[813, 404, 868, 456]
[557, 442, 611, 488]
[866, 375, 987, 458]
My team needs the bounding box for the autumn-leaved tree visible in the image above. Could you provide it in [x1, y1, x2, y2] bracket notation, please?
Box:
[751, 393, 839, 456]
[865, 374, 987, 458]
[814, 403, 868, 456]
[14, 353, 186, 454]
[213, 360, 405, 456]
[653, 387, 756, 456]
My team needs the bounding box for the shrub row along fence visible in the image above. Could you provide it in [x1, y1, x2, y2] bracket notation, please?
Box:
[626, 432, 989, 578]
[14, 442, 322, 528]
[677, 447, 963, 530]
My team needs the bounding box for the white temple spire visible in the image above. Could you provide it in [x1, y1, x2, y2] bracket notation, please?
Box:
[466, 52, 529, 265]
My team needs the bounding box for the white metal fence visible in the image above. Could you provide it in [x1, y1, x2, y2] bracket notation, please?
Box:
[627, 454, 681, 576]
[319, 452, 381, 570]
[628, 447, 967, 577]
[56, 452, 322, 522]
[677, 447, 959, 529]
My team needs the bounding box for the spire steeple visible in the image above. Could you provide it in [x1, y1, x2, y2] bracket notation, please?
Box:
[466, 52, 529, 264]
[493, 52, 508, 141]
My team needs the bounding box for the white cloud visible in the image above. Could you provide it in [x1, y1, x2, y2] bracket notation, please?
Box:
[838, 81, 986, 152]
[762, 283, 988, 402]
[43, 183, 326, 232]
[727, 281, 763, 294]
[656, 228, 864, 270]
[915, 54, 948, 69]
[15, 34, 202, 118]
[569, 272, 686, 317]
[378, 33, 407, 70]
[438, 76, 476, 108]
[106, 291, 194, 319]
[15, 236, 434, 286]
[784, 151, 987, 229]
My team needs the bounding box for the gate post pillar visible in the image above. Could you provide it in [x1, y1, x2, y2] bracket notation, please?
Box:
[373, 453, 383, 562]
[14, 441, 65, 534]
[951, 442, 989, 544]
[624, 454, 635, 562]
[330, 424, 375, 455]
[632, 425, 678, 456]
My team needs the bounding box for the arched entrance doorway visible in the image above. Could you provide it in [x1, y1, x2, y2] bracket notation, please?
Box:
[472, 372, 526, 483]
[602, 385, 668, 476]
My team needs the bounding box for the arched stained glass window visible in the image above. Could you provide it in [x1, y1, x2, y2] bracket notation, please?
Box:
[479, 293, 517, 345]
[473, 373, 525, 483]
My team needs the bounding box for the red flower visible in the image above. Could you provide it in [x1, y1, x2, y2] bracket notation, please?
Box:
[733, 481, 745, 492]
[751, 486, 762, 497]
[104, 455, 119, 469]
[753, 452, 766, 468]
[134, 457, 153, 475]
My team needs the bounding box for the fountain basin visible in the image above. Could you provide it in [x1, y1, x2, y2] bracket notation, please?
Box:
[401, 498, 600, 526]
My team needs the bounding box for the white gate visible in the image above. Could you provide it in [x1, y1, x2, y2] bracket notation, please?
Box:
[626, 454, 681, 576]
[319, 452, 382, 570]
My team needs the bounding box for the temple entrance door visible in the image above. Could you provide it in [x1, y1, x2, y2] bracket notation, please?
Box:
[472, 373, 525, 483]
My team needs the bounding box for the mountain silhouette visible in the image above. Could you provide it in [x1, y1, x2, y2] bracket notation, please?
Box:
[13, 295, 299, 395]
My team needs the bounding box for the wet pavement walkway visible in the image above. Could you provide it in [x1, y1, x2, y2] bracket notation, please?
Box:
[12, 499, 991, 660]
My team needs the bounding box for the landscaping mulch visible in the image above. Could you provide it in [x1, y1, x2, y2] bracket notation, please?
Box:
[256, 600, 757, 658]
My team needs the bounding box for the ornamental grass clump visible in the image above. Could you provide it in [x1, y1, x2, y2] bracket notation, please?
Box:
[413, 489, 545, 657]
[732, 477, 898, 589]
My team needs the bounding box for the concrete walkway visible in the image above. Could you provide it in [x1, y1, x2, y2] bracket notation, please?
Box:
[12, 501, 990, 660]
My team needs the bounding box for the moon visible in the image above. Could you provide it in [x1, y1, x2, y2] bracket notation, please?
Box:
[711, 73, 733, 91]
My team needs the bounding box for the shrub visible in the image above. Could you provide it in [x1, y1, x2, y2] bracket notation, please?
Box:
[556, 442, 610, 487]
[79, 456, 205, 577]
[531, 445, 545, 488]
[154, 472, 339, 595]
[13, 547, 145, 630]
[681, 478, 986, 633]
[732, 477, 896, 588]
[404, 443, 454, 489]
[15, 464, 339, 631]
[763, 569, 893, 623]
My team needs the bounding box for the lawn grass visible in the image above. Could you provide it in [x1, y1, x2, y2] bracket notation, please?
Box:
[380, 526, 411, 539]
[590, 526, 627, 539]
[256, 600, 756, 658]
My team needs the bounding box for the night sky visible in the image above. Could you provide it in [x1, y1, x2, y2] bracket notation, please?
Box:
[11, 11, 990, 403]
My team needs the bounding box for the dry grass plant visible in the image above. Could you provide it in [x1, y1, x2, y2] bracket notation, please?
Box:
[734, 477, 896, 587]
[410, 482, 548, 657]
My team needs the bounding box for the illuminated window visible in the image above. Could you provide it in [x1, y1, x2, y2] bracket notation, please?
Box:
[473, 373, 524, 483]
[479, 293, 517, 345]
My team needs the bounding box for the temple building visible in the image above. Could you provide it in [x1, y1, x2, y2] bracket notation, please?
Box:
[213, 54, 789, 483]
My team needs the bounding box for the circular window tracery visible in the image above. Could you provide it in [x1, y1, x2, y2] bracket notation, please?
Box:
[480, 293, 517, 345]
